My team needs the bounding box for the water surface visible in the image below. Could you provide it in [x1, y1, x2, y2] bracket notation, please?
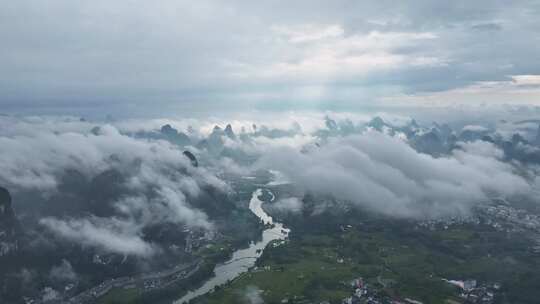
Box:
[175, 189, 289, 304]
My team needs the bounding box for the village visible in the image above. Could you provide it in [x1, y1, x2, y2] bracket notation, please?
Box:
[337, 277, 499, 304]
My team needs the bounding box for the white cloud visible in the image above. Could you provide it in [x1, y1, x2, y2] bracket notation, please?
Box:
[511, 75, 540, 86]
[49, 259, 77, 282]
[257, 130, 533, 219]
[40, 216, 156, 257]
[0, 117, 232, 255]
[272, 24, 344, 43]
[382, 74, 540, 106]
[461, 125, 489, 132]
[2, 1, 540, 108]
[242, 286, 264, 304]
[229, 28, 442, 82]
[2, 113, 539, 256]
[270, 197, 303, 214]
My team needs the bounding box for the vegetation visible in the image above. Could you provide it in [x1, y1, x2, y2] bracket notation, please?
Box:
[193, 204, 540, 304]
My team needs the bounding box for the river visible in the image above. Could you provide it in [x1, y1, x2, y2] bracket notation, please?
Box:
[174, 188, 290, 304]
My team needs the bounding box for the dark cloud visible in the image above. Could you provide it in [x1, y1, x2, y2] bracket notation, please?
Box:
[1, 1, 539, 112]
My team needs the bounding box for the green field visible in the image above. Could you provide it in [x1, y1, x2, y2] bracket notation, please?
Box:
[98, 288, 140, 304]
[193, 213, 540, 304]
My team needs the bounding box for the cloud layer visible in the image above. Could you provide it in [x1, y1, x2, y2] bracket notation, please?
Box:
[0, 120, 229, 256]
[1, 112, 540, 254]
[2, 1, 540, 112]
[257, 131, 534, 218]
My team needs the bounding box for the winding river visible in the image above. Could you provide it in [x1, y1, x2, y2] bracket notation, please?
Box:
[174, 189, 290, 304]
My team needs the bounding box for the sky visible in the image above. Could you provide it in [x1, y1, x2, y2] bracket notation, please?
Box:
[1, 0, 540, 115]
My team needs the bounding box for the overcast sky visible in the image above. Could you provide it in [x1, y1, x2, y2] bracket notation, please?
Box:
[2, 0, 540, 115]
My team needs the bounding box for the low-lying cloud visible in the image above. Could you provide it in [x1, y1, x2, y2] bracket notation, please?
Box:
[49, 259, 78, 282]
[40, 216, 156, 257]
[242, 286, 264, 304]
[0, 119, 229, 256]
[257, 131, 534, 219]
[267, 197, 303, 215]
[2, 112, 540, 256]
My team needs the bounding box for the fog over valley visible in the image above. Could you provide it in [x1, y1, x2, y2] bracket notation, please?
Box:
[2, 112, 540, 254]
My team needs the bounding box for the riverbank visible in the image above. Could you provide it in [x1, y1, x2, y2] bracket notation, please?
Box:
[174, 189, 289, 304]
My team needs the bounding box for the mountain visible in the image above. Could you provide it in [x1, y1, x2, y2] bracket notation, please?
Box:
[0, 187, 18, 257]
[197, 125, 226, 155]
[325, 116, 338, 131]
[183, 150, 199, 167]
[398, 119, 421, 138]
[224, 124, 236, 140]
[534, 124, 540, 146]
[211, 125, 223, 135]
[0, 187, 14, 221]
[458, 126, 489, 142]
[367, 116, 387, 131]
[511, 133, 528, 146]
[160, 124, 191, 146]
[411, 128, 446, 156]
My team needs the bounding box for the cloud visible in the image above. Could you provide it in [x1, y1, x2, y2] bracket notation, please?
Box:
[0, 117, 231, 255]
[2, 113, 539, 255]
[114, 188, 212, 230]
[2, 1, 540, 111]
[41, 287, 59, 302]
[257, 130, 533, 219]
[461, 125, 489, 132]
[229, 28, 442, 82]
[471, 22, 503, 31]
[242, 286, 264, 304]
[381, 74, 540, 106]
[267, 197, 303, 214]
[511, 75, 540, 86]
[39, 181, 214, 256]
[40, 216, 156, 257]
[49, 259, 77, 282]
[272, 24, 344, 43]
[0, 120, 225, 193]
[40, 217, 155, 257]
